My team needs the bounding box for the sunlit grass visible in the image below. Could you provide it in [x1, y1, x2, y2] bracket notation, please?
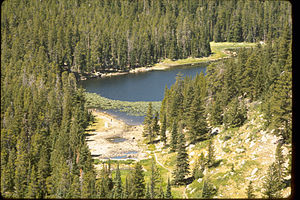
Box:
[152, 42, 257, 69]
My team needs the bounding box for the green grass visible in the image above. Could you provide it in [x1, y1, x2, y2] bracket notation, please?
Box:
[152, 42, 256, 68]
[222, 147, 232, 153]
[194, 139, 210, 151]
[210, 41, 256, 57]
[188, 178, 205, 198]
[172, 186, 186, 199]
[85, 92, 161, 116]
[147, 144, 156, 151]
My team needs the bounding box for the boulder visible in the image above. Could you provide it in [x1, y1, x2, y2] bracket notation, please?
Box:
[251, 168, 258, 176]
[189, 151, 195, 156]
[235, 148, 245, 153]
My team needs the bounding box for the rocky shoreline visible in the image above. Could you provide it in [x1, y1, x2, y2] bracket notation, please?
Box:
[85, 110, 148, 161]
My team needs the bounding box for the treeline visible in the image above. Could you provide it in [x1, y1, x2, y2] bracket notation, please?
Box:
[1, 0, 291, 74]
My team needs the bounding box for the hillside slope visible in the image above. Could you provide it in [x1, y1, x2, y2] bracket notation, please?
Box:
[154, 100, 291, 198]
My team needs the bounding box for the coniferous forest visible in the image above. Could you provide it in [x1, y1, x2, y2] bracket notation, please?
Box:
[1, 0, 292, 199]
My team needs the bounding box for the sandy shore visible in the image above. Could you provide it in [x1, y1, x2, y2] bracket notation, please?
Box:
[86, 110, 148, 160]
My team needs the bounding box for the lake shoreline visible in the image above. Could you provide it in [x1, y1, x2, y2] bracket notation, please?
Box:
[86, 110, 148, 162]
[78, 56, 226, 81]
[78, 42, 257, 81]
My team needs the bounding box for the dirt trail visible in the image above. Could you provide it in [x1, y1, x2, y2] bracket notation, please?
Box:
[154, 152, 170, 172]
[183, 187, 188, 199]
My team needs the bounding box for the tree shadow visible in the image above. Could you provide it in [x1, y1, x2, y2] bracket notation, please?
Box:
[147, 139, 161, 144]
[83, 132, 97, 137]
[172, 176, 195, 187]
[210, 159, 223, 168]
[184, 176, 195, 185]
[86, 128, 96, 132]
[91, 154, 102, 158]
[283, 178, 291, 188]
[188, 137, 208, 146]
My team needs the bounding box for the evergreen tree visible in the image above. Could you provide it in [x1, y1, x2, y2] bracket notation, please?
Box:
[132, 162, 145, 199]
[192, 152, 205, 179]
[223, 97, 247, 129]
[14, 131, 29, 198]
[262, 163, 282, 198]
[268, 67, 292, 143]
[165, 178, 173, 199]
[70, 175, 81, 198]
[209, 96, 224, 126]
[246, 181, 255, 199]
[275, 143, 285, 188]
[0, 1, 292, 198]
[170, 119, 178, 152]
[172, 124, 189, 185]
[187, 90, 208, 143]
[158, 185, 164, 199]
[151, 111, 160, 142]
[150, 159, 161, 199]
[143, 102, 153, 138]
[1, 143, 16, 197]
[182, 84, 194, 127]
[160, 113, 167, 145]
[27, 165, 39, 198]
[145, 183, 151, 199]
[113, 162, 122, 199]
[123, 175, 130, 199]
[96, 163, 113, 198]
[202, 179, 217, 198]
[207, 139, 215, 168]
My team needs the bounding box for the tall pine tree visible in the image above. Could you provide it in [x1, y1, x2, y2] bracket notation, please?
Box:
[172, 122, 189, 185]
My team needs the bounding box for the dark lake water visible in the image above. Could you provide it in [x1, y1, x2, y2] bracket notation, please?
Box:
[80, 64, 207, 102]
[80, 64, 207, 124]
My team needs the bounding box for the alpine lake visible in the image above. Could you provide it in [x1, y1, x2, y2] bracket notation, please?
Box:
[79, 63, 207, 125]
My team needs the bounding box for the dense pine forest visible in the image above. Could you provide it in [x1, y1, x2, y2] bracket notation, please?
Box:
[1, 0, 291, 74]
[1, 0, 292, 199]
[157, 34, 292, 146]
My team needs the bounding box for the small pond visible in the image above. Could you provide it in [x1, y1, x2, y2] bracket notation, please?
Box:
[106, 136, 127, 143]
[110, 151, 138, 160]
